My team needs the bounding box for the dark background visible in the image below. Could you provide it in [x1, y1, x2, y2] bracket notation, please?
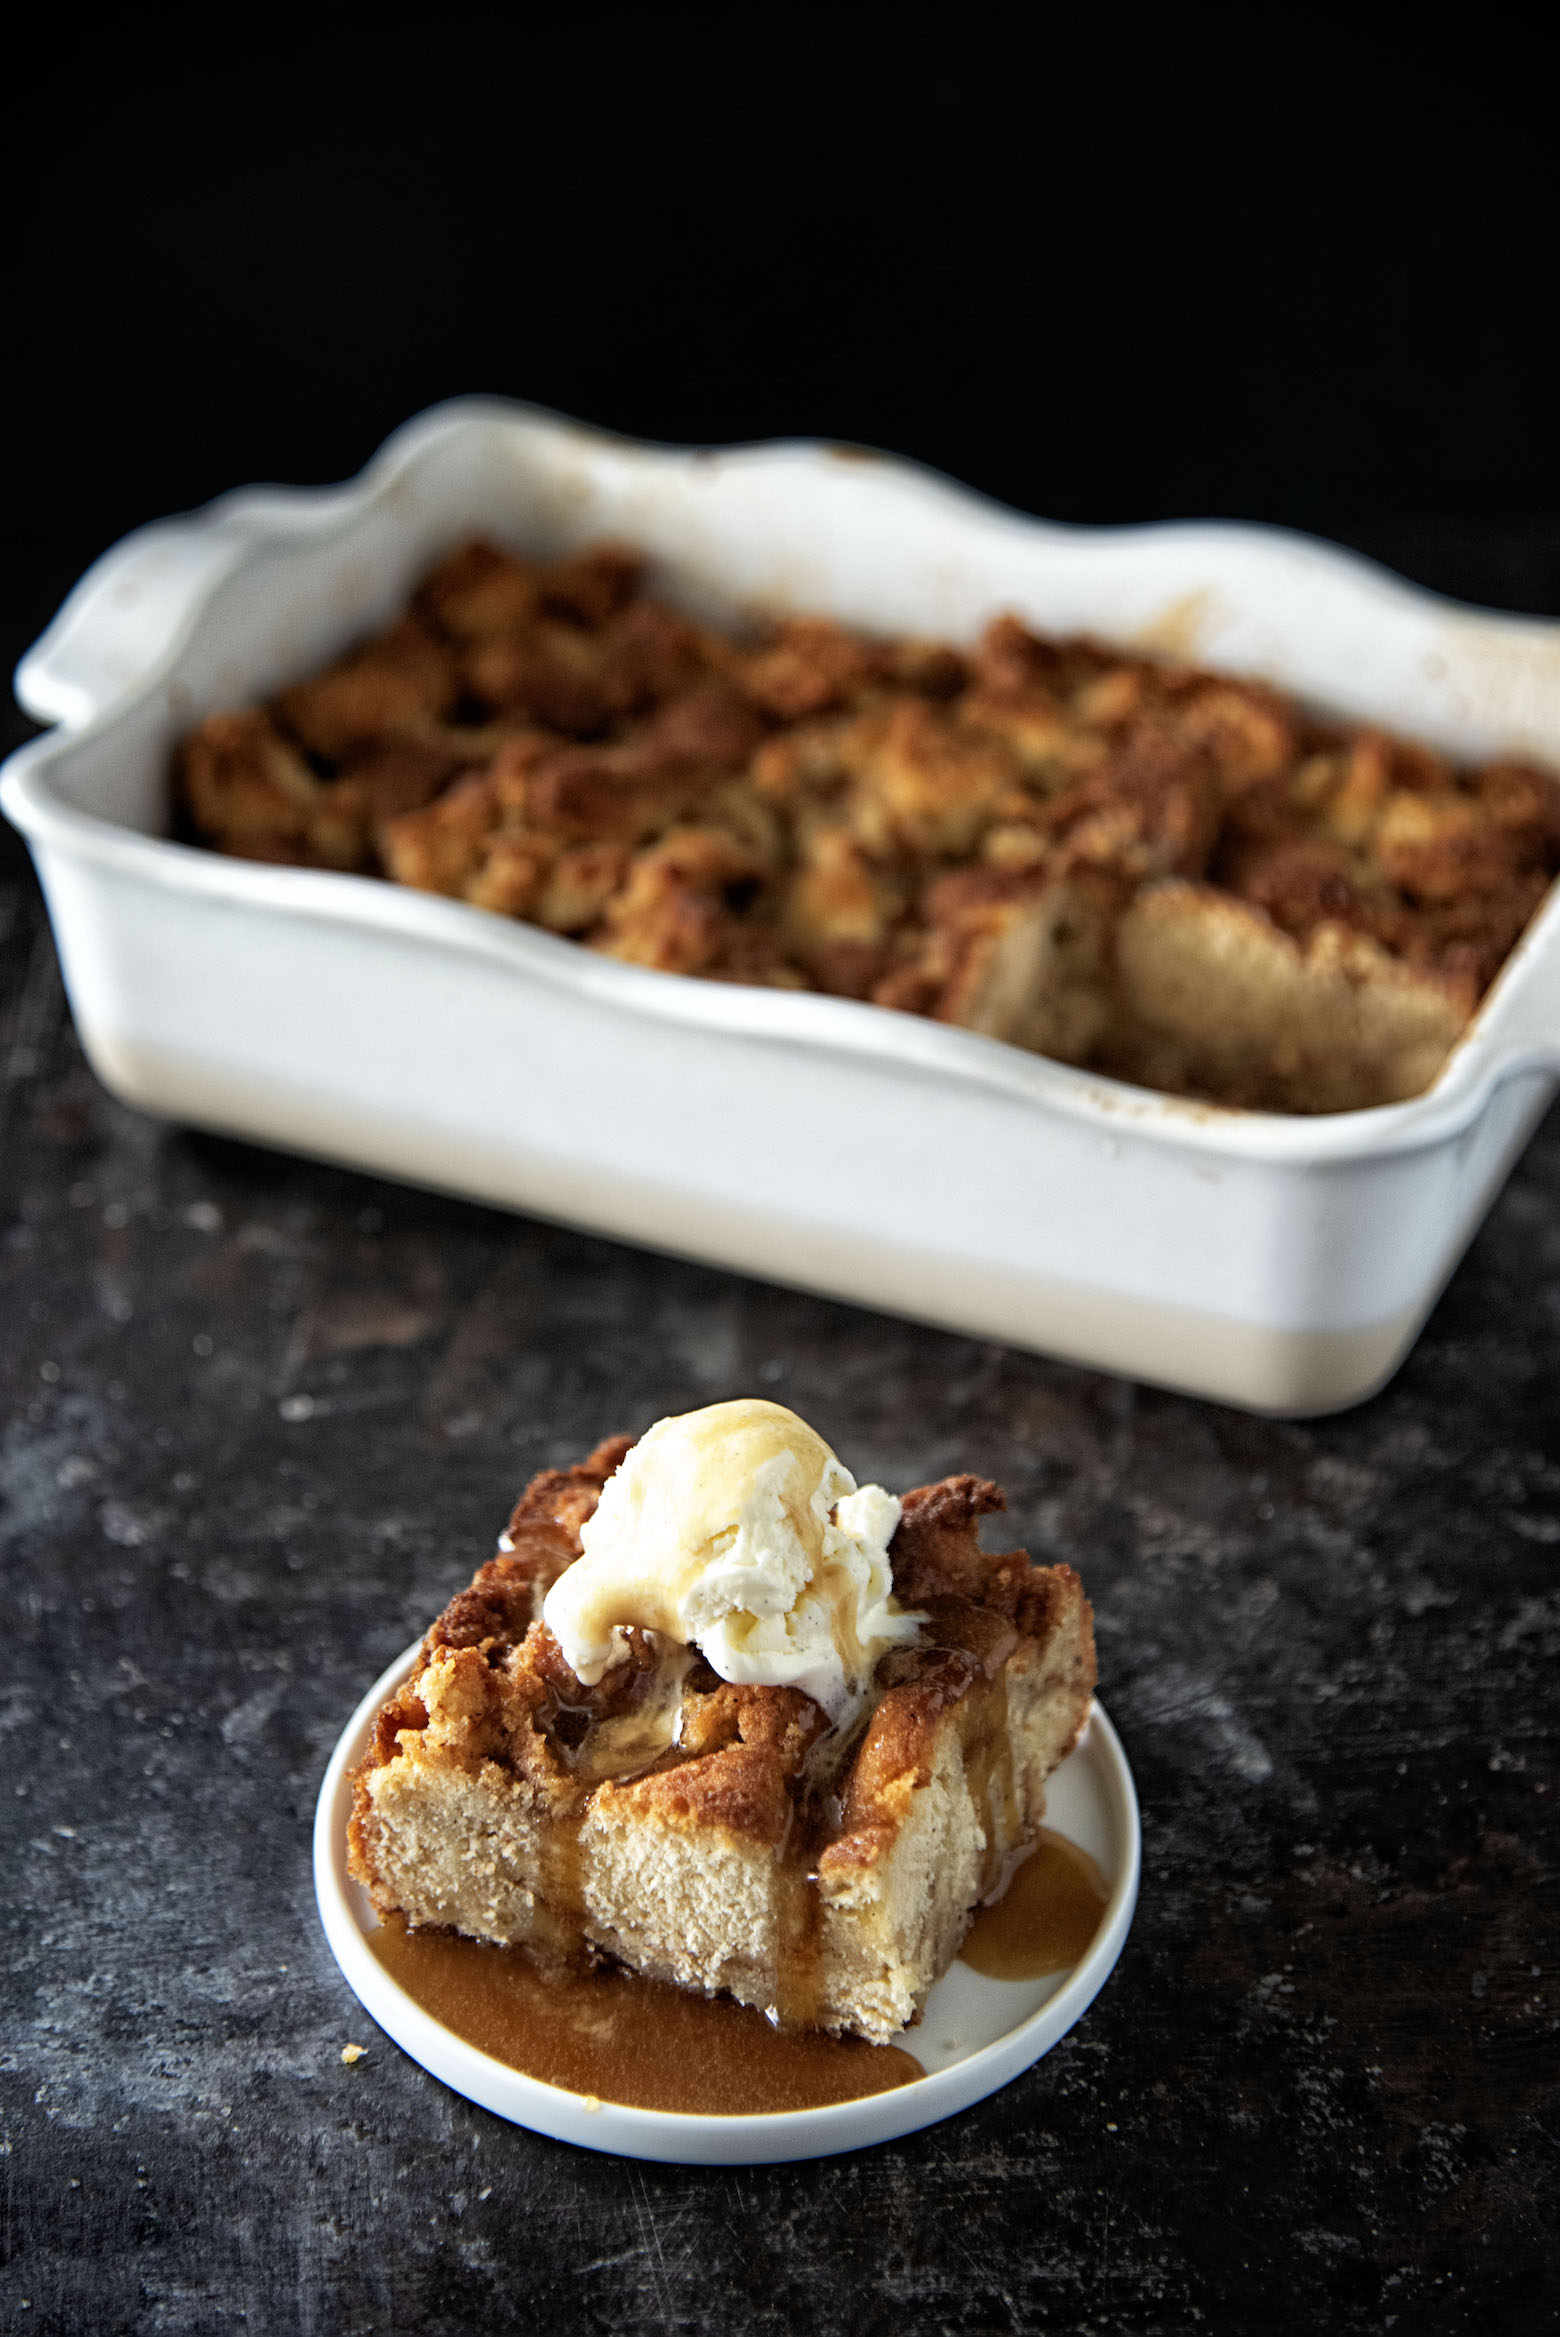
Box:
[4, 23, 1558, 2337]
[8, 18, 1560, 674]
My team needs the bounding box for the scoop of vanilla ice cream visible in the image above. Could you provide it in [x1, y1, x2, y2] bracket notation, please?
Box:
[541, 1398, 922, 1724]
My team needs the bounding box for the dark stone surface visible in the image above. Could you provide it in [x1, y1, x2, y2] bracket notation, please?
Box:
[2, 586, 1558, 2331]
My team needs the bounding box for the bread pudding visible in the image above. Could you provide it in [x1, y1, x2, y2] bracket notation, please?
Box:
[348, 1402, 1096, 2043]
[177, 536, 1560, 1115]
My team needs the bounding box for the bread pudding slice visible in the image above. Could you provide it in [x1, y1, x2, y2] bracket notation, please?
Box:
[349, 1438, 1096, 2042]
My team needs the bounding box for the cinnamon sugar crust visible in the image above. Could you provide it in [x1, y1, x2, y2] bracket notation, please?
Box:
[177, 537, 1560, 1114]
[348, 1442, 1097, 2040]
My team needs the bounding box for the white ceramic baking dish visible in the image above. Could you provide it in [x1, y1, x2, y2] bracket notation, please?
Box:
[6, 399, 1559, 1413]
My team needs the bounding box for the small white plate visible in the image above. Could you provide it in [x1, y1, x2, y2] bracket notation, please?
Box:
[314, 1643, 1141, 2164]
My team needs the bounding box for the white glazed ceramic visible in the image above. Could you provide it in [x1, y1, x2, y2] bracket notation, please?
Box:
[313, 1641, 1141, 2164]
[5, 400, 1559, 1413]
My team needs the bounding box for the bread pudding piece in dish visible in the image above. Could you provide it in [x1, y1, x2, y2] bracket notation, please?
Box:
[178, 537, 1560, 1115]
[348, 1404, 1096, 2043]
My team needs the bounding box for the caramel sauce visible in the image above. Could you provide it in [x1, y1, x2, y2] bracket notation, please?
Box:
[562, 1644, 696, 1788]
[770, 1849, 824, 2031]
[958, 1828, 1110, 1980]
[962, 1664, 1018, 1902]
[368, 1916, 920, 2113]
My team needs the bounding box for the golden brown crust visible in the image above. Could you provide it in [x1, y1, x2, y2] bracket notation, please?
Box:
[507, 1434, 633, 1544]
[274, 616, 460, 760]
[396, 1440, 638, 1679]
[888, 1474, 1033, 1614]
[178, 537, 1557, 1111]
[816, 1480, 1094, 1877]
[604, 1682, 828, 1846]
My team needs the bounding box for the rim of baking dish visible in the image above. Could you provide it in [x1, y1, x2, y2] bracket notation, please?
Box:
[313, 1639, 1142, 2165]
[5, 397, 1557, 1167]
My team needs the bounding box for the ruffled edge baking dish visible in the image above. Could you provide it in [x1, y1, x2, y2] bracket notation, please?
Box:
[5, 398, 1558, 1411]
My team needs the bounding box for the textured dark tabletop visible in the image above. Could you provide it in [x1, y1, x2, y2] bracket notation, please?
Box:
[2, 545, 1558, 2335]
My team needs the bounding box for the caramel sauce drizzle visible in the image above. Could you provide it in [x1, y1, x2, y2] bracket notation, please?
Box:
[769, 1847, 825, 2031]
[961, 1661, 1018, 1902]
[526, 1638, 699, 1954]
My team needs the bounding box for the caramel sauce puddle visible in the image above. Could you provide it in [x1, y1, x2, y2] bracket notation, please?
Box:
[368, 1917, 919, 2114]
[367, 1826, 1108, 2115]
[958, 1828, 1110, 1980]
